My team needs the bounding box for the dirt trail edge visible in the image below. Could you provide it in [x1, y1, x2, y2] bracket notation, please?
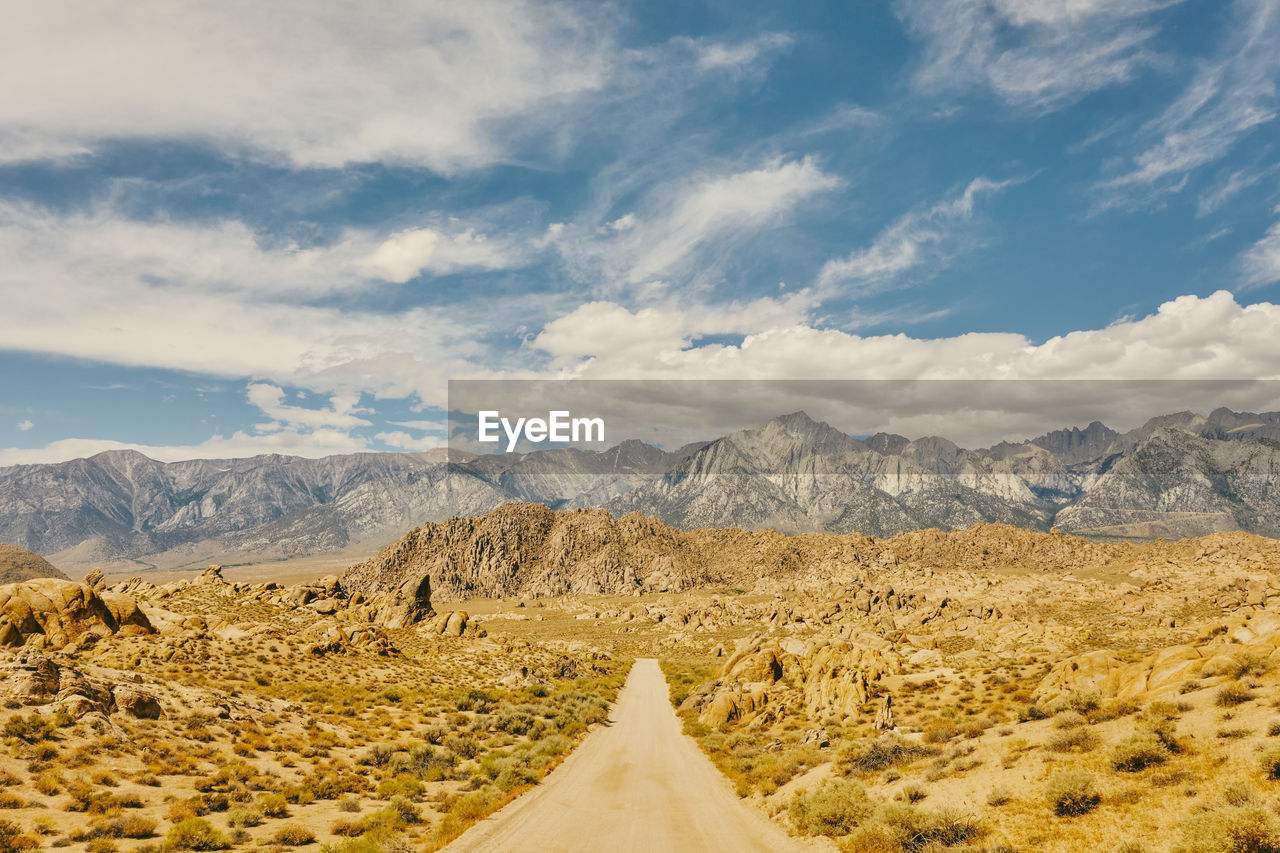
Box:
[441, 657, 809, 853]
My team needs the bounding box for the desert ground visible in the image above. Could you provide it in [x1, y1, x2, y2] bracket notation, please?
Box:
[3, 506, 1280, 852]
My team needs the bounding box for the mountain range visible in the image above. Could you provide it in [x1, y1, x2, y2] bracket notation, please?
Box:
[3, 406, 1280, 570]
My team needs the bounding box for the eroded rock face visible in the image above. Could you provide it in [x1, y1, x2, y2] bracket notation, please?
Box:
[688, 633, 899, 728]
[1, 649, 161, 719]
[1034, 611, 1280, 704]
[300, 621, 397, 656]
[0, 579, 153, 649]
[420, 610, 486, 638]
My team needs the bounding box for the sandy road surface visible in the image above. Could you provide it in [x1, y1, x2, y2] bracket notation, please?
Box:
[442, 658, 807, 853]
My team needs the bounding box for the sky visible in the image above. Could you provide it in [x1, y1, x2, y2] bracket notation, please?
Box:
[2, 0, 1280, 464]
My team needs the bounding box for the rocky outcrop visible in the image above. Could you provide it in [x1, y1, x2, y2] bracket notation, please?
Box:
[2, 649, 161, 720]
[0, 579, 153, 649]
[684, 633, 899, 729]
[300, 621, 397, 656]
[1034, 611, 1280, 704]
[420, 610, 485, 638]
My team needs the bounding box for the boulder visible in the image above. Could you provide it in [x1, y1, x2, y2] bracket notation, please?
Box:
[114, 685, 163, 719]
[0, 579, 153, 649]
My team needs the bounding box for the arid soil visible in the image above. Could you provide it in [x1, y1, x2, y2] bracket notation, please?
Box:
[3, 504, 1280, 852]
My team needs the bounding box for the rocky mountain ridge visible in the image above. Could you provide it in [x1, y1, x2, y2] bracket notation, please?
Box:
[3, 406, 1280, 568]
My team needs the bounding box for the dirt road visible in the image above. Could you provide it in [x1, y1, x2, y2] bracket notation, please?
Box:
[442, 657, 807, 853]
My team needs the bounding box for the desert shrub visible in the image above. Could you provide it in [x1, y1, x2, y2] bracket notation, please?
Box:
[1047, 692, 1101, 716]
[359, 744, 394, 768]
[1111, 734, 1169, 772]
[387, 743, 454, 780]
[0, 819, 37, 852]
[445, 734, 481, 759]
[258, 793, 289, 817]
[85, 839, 116, 853]
[320, 840, 384, 853]
[1216, 683, 1253, 707]
[1172, 805, 1280, 853]
[1046, 770, 1100, 816]
[922, 721, 958, 744]
[165, 818, 230, 851]
[1259, 745, 1280, 780]
[32, 768, 60, 794]
[375, 775, 423, 800]
[455, 689, 495, 713]
[3, 713, 54, 743]
[1054, 711, 1087, 729]
[1230, 653, 1271, 679]
[840, 737, 938, 774]
[496, 708, 537, 736]
[788, 779, 875, 836]
[110, 815, 156, 839]
[986, 787, 1011, 806]
[900, 784, 927, 804]
[1224, 781, 1258, 807]
[428, 789, 498, 848]
[226, 807, 263, 828]
[876, 804, 982, 851]
[270, 825, 316, 846]
[1048, 727, 1099, 753]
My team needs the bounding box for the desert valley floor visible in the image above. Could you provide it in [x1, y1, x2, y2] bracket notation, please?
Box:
[3, 506, 1280, 852]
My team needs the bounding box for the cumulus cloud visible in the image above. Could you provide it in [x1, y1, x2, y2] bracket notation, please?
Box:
[246, 383, 371, 430]
[817, 178, 1013, 294]
[15, 420, 32, 432]
[0, 0, 611, 172]
[897, 0, 1172, 110]
[374, 430, 444, 451]
[0, 199, 525, 407]
[1101, 0, 1280, 199]
[534, 290, 1280, 380]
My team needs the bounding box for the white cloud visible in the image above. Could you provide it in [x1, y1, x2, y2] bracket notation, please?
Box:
[1197, 168, 1268, 217]
[558, 157, 841, 287]
[897, 0, 1171, 110]
[375, 430, 444, 451]
[533, 294, 813, 372]
[0, 428, 373, 467]
[817, 178, 1013, 293]
[1101, 0, 1280, 199]
[0, 0, 610, 172]
[15, 420, 33, 432]
[1242, 221, 1280, 289]
[246, 383, 371, 430]
[0, 200, 494, 408]
[363, 228, 520, 284]
[533, 290, 1280, 380]
[693, 33, 793, 72]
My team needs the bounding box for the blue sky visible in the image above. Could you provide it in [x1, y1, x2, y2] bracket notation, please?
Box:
[2, 0, 1280, 464]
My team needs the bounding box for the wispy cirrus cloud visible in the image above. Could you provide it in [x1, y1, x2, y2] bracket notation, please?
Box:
[1242, 219, 1280, 289]
[1100, 0, 1280, 202]
[555, 156, 841, 289]
[816, 177, 1014, 295]
[897, 0, 1174, 111]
